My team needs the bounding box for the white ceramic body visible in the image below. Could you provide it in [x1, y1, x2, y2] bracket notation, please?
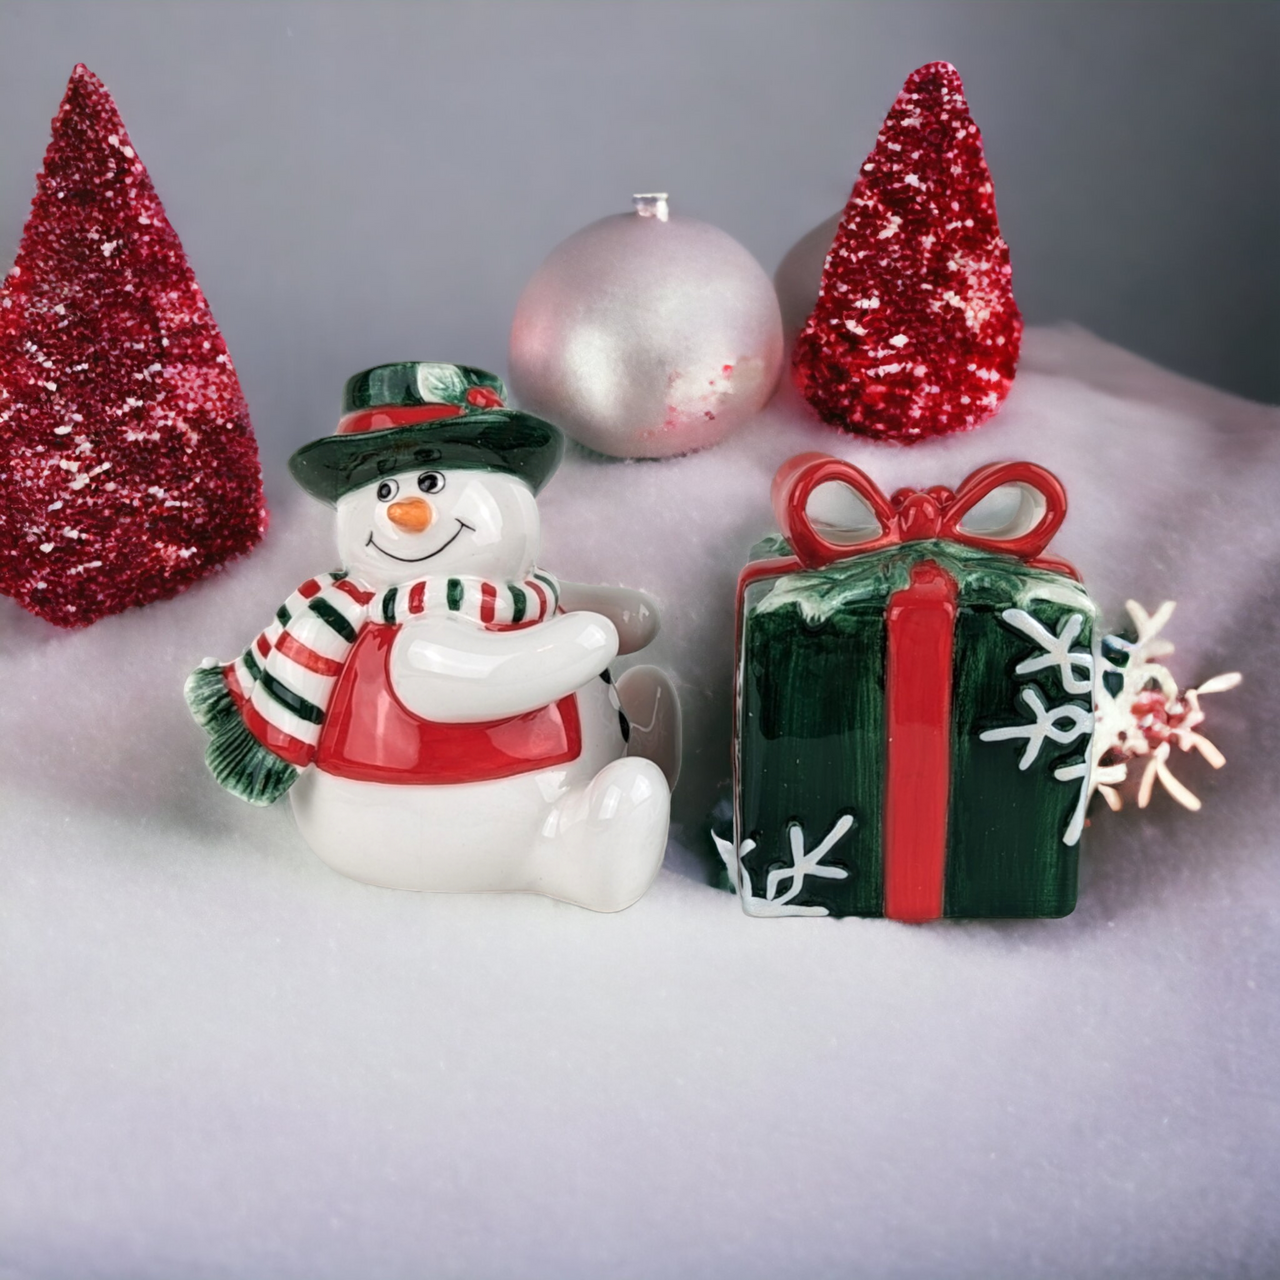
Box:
[289, 463, 674, 912]
[291, 670, 669, 912]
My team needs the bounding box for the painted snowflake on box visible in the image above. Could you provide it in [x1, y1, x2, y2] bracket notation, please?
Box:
[0, 65, 266, 627]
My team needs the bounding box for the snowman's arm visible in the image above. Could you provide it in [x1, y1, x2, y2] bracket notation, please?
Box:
[555, 582, 660, 655]
[394, 611, 619, 723]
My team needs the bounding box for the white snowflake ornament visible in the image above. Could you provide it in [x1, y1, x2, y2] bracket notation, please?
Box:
[1091, 600, 1241, 814]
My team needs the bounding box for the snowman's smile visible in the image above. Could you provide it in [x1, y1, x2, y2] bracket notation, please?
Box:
[366, 519, 473, 563]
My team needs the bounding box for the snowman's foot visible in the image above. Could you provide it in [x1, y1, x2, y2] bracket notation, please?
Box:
[616, 665, 682, 790]
[531, 757, 670, 912]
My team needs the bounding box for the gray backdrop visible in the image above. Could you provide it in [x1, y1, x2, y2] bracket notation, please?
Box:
[0, 0, 1274, 494]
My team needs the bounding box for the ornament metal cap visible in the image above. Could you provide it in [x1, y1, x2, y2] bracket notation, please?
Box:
[633, 193, 669, 221]
[288, 361, 564, 504]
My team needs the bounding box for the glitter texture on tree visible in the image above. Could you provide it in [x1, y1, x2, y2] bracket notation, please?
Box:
[0, 65, 267, 627]
[792, 62, 1022, 443]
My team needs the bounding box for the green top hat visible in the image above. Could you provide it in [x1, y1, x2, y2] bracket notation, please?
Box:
[288, 362, 564, 503]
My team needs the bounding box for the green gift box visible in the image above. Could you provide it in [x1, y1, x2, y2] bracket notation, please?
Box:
[729, 454, 1099, 920]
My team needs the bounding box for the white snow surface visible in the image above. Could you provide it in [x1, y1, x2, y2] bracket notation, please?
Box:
[1, 326, 1277, 1279]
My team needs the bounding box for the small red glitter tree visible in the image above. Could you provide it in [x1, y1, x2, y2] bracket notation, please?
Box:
[792, 62, 1022, 443]
[0, 65, 266, 627]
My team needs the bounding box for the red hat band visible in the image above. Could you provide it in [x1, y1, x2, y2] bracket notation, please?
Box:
[337, 404, 464, 436]
[336, 384, 507, 437]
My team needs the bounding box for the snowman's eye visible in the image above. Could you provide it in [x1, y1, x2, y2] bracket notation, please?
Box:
[376, 479, 399, 502]
[418, 471, 445, 495]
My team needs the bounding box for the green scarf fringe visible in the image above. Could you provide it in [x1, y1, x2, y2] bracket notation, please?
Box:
[184, 665, 299, 806]
[185, 663, 240, 733]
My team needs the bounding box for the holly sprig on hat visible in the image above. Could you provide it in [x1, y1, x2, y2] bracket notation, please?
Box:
[415, 364, 504, 410]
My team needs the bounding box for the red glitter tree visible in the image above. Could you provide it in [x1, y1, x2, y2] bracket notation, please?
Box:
[0, 65, 267, 627]
[792, 62, 1022, 443]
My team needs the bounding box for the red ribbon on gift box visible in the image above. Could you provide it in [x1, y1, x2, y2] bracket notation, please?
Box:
[734, 454, 1078, 923]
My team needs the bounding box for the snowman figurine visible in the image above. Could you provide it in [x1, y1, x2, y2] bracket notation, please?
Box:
[187, 363, 680, 912]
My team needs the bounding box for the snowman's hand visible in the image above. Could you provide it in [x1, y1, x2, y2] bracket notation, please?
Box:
[392, 611, 620, 723]
[556, 582, 660, 655]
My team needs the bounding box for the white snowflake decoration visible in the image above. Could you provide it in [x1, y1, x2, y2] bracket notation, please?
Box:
[1005, 608, 1094, 695]
[980, 607, 1095, 845]
[980, 686, 1094, 771]
[1090, 600, 1241, 813]
[712, 815, 853, 917]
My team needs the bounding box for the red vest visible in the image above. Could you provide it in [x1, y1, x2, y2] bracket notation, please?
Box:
[315, 623, 582, 785]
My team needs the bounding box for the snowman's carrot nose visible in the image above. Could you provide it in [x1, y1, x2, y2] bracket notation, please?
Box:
[387, 498, 434, 532]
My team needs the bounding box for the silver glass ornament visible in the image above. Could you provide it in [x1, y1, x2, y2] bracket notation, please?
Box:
[509, 195, 784, 459]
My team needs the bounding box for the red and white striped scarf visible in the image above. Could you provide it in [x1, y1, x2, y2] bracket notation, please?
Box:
[212, 569, 560, 770]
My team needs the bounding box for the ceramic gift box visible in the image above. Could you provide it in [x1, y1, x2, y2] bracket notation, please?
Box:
[726, 453, 1098, 920]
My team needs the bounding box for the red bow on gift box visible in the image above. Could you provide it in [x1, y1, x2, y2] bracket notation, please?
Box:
[770, 452, 1077, 579]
